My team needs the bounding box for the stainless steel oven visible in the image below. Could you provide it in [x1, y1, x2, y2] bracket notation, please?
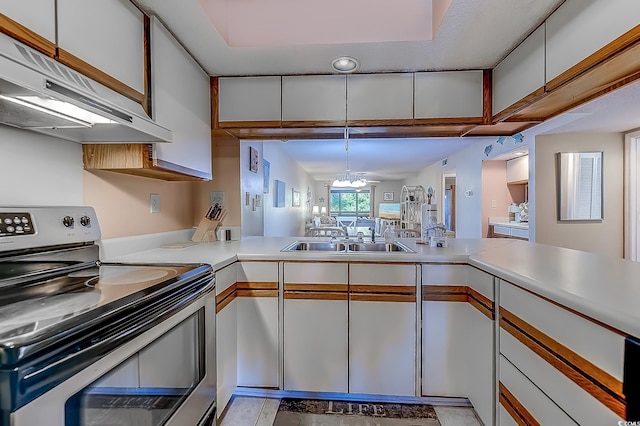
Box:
[0, 206, 216, 426]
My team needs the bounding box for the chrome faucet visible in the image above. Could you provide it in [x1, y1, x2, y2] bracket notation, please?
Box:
[369, 227, 375, 243]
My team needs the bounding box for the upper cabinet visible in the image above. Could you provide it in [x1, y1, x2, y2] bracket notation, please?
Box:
[282, 75, 346, 123]
[346, 73, 413, 121]
[218, 77, 281, 124]
[415, 71, 483, 119]
[492, 24, 545, 117]
[0, 1, 56, 54]
[506, 155, 529, 184]
[57, 0, 145, 95]
[150, 18, 211, 180]
[545, 0, 640, 89]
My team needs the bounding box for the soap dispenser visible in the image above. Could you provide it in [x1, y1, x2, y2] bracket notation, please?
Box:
[383, 224, 395, 244]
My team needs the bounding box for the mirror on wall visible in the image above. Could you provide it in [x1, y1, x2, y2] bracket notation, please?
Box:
[556, 151, 603, 221]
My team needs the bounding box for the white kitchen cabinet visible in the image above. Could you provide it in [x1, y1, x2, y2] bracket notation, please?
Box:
[236, 261, 279, 388]
[282, 75, 346, 122]
[545, 0, 640, 86]
[414, 71, 483, 119]
[499, 354, 577, 425]
[0, 1, 56, 46]
[218, 77, 281, 123]
[421, 264, 469, 397]
[506, 155, 528, 184]
[499, 279, 625, 424]
[151, 18, 212, 180]
[493, 24, 545, 116]
[349, 264, 417, 396]
[283, 262, 348, 393]
[347, 73, 414, 121]
[57, 0, 145, 94]
[215, 263, 237, 417]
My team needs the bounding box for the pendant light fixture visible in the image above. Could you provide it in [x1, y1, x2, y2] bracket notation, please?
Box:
[332, 127, 367, 188]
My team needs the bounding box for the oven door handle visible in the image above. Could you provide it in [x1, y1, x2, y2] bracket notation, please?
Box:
[19, 279, 214, 398]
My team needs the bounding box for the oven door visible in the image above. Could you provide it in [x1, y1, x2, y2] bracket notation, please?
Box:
[11, 286, 216, 426]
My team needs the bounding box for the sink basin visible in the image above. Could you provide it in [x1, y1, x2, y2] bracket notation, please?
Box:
[281, 242, 347, 252]
[348, 242, 415, 253]
[281, 241, 414, 253]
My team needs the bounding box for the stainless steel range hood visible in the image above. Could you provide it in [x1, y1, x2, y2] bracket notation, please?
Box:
[0, 31, 171, 144]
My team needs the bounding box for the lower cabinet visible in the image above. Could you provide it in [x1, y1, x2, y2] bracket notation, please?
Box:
[236, 261, 279, 388]
[215, 263, 237, 417]
[349, 264, 417, 396]
[283, 262, 349, 393]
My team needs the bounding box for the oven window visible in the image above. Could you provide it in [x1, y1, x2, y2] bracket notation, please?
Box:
[65, 309, 205, 426]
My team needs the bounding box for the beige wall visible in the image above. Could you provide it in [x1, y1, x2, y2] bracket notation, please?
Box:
[535, 132, 623, 257]
[83, 170, 195, 239]
[481, 160, 526, 237]
[193, 133, 241, 227]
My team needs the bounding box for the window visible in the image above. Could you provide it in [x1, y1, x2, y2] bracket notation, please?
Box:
[330, 189, 370, 217]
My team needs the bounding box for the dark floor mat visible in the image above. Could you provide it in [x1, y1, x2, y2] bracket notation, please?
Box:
[273, 398, 441, 425]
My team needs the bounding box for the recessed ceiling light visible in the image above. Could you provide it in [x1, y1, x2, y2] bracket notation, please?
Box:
[331, 56, 359, 73]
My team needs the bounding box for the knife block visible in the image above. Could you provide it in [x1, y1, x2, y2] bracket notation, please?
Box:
[192, 217, 220, 242]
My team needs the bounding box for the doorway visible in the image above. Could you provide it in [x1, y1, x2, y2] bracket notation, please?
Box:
[625, 131, 640, 261]
[442, 173, 456, 233]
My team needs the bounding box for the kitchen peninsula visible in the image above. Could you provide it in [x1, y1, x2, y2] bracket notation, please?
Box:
[106, 236, 640, 425]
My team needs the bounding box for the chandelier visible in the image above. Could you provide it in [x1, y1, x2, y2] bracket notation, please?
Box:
[332, 128, 367, 188]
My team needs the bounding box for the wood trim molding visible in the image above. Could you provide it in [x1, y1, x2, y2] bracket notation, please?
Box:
[0, 13, 56, 57]
[422, 285, 495, 320]
[237, 289, 278, 298]
[284, 283, 348, 292]
[219, 120, 283, 129]
[56, 48, 146, 106]
[492, 87, 546, 123]
[350, 293, 415, 302]
[412, 117, 483, 126]
[350, 284, 416, 303]
[346, 119, 416, 127]
[237, 281, 278, 290]
[482, 69, 492, 125]
[281, 120, 347, 128]
[499, 381, 541, 426]
[216, 283, 237, 313]
[211, 77, 220, 129]
[284, 282, 348, 301]
[500, 307, 626, 418]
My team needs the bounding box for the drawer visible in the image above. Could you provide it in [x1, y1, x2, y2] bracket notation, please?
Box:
[510, 227, 529, 239]
[499, 281, 626, 423]
[493, 225, 511, 236]
[500, 354, 577, 425]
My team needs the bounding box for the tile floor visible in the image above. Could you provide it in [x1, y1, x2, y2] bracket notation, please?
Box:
[219, 396, 482, 426]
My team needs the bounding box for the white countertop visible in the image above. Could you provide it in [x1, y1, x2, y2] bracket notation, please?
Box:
[488, 217, 529, 229]
[108, 235, 640, 338]
[469, 241, 640, 337]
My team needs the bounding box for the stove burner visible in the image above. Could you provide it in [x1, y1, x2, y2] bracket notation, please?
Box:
[88, 266, 173, 286]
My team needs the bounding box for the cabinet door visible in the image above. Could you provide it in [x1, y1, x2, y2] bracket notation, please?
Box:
[0, 1, 56, 47]
[414, 71, 483, 119]
[282, 75, 346, 122]
[347, 73, 413, 121]
[57, 0, 145, 93]
[545, 0, 640, 86]
[499, 279, 625, 424]
[236, 261, 279, 387]
[151, 18, 212, 180]
[349, 264, 417, 396]
[283, 262, 348, 393]
[218, 77, 281, 123]
[506, 155, 528, 184]
[421, 264, 469, 397]
[493, 24, 545, 116]
[215, 263, 237, 417]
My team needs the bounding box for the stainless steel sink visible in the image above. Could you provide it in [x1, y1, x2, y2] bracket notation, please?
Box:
[281, 241, 414, 253]
[281, 241, 347, 252]
[347, 242, 415, 253]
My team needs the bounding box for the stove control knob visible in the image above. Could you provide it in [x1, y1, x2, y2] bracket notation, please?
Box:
[62, 216, 75, 228]
[80, 216, 91, 227]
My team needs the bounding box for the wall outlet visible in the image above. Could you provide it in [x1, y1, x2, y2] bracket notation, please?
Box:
[150, 194, 160, 213]
[210, 191, 225, 206]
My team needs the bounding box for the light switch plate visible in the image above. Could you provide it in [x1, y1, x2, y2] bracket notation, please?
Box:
[150, 194, 160, 213]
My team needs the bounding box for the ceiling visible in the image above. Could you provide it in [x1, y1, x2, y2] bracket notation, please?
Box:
[133, 0, 640, 182]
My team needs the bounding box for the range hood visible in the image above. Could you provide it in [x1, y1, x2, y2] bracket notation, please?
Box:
[0, 31, 171, 144]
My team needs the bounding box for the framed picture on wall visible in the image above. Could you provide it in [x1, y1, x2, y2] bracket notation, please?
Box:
[275, 180, 286, 207]
[263, 160, 270, 193]
[249, 146, 259, 173]
[383, 192, 394, 201]
[292, 189, 300, 207]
